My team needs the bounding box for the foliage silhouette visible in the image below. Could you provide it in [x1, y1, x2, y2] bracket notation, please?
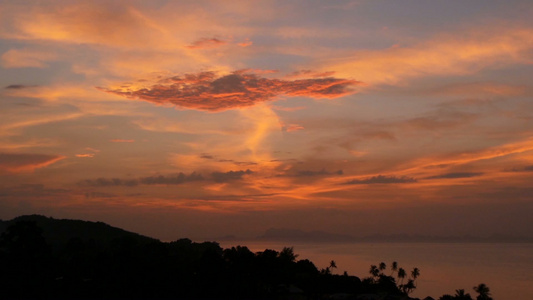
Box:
[473, 283, 493, 300]
[0, 217, 365, 299]
[0, 215, 496, 300]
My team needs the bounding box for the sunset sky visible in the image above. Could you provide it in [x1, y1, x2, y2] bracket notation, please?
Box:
[1, 0, 533, 240]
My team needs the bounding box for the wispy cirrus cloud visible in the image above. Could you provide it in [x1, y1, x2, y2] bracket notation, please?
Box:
[406, 138, 533, 172]
[0, 152, 65, 172]
[1, 48, 57, 68]
[99, 71, 361, 112]
[327, 27, 533, 85]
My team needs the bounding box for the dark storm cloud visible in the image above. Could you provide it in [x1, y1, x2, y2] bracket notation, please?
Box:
[426, 172, 484, 179]
[344, 175, 417, 185]
[99, 71, 361, 112]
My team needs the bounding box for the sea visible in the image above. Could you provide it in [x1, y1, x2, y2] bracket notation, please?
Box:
[218, 241, 533, 300]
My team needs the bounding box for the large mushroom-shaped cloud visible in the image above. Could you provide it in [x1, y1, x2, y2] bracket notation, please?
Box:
[99, 71, 361, 112]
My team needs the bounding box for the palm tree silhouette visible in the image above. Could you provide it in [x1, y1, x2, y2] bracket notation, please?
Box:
[369, 265, 379, 278]
[378, 262, 386, 273]
[455, 289, 473, 300]
[397, 267, 406, 285]
[411, 267, 420, 285]
[473, 283, 492, 300]
[390, 261, 398, 276]
[402, 279, 416, 295]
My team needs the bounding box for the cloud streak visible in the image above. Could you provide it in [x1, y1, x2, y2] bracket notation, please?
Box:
[80, 170, 254, 187]
[344, 175, 417, 185]
[1, 49, 56, 68]
[186, 38, 227, 49]
[211, 169, 253, 183]
[426, 172, 484, 180]
[328, 27, 533, 85]
[281, 169, 344, 177]
[5, 84, 38, 89]
[80, 172, 204, 187]
[110, 139, 135, 143]
[0, 152, 65, 172]
[100, 71, 361, 112]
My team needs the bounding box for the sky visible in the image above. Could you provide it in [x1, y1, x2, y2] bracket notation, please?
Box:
[1, 0, 533, 241]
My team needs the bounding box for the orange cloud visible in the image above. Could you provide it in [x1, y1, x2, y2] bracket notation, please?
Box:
[75, 154, 94, 158]
[186, 38, 227, 49]
[100, 71, 361, 112]
[0, 152, 65, 172]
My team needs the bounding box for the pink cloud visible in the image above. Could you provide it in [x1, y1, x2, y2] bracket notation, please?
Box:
[100, 71, 361, 112]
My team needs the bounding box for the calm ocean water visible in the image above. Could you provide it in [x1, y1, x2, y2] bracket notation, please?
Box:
[219, 241, 533, 300]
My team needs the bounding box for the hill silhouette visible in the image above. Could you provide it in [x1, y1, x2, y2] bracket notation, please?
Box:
[0, 214, 157, 250]
[0, 215, 493, 300]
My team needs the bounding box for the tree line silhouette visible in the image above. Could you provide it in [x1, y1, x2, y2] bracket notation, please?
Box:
[0, 216, 493, 300]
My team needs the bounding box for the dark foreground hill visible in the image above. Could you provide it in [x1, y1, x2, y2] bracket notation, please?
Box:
[0, 214, 157, 249]
[0, 215, 492, 300]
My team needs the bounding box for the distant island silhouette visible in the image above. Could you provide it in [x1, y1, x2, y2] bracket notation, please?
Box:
[0, 215, 495, 300]
[254, 227, 533, 244]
